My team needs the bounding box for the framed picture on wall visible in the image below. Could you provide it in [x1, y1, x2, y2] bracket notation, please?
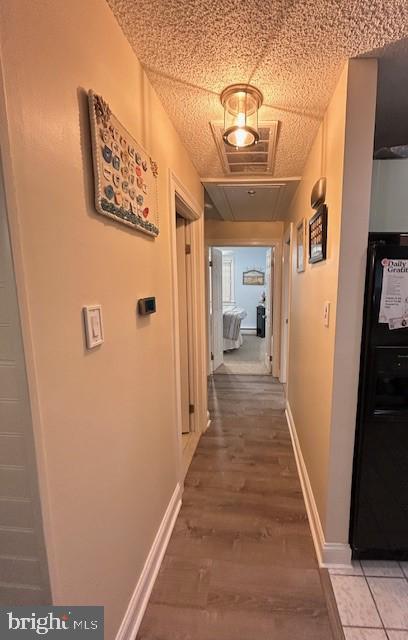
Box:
[296, 218, 306, 273]
[242, 269, 265, 285]
[309, 204, 328, 263]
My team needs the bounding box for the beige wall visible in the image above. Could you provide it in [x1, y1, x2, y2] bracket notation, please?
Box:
[285, 60, 377, 549]
[370, 159, 408, 232]
[326, 60, 378, 542]
[0, 0, 203, 637]
[205, 220, 283, 244]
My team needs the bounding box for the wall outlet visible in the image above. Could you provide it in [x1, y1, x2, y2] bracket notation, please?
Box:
[323, 301, 330, 327]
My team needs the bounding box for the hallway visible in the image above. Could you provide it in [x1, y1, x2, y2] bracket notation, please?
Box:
[137, 375, 339, 639]
[216, 335, 269, 375]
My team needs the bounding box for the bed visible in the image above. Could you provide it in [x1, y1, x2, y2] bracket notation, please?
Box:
[223, 305, 247, 351]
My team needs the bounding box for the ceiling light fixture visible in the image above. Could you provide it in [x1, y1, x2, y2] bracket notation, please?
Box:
[221, 84, 263, 149]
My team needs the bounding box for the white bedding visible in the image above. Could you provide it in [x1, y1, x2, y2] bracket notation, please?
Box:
[223, 333, 243, 351]
[223, 306, 247, 351]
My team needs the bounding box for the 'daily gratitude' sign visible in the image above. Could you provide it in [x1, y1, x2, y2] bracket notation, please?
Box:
[379, 258, 408, 329]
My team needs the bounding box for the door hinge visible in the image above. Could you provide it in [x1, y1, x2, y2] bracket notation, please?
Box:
[269, 355, 273, 362]
[209, 260, 213, 267]
[189, 404, 195, 414]
[185, 244, 191, 255]
[211, 352, 214, 361]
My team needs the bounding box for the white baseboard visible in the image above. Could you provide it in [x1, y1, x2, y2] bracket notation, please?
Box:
[241, 328, 256, 335]
[115, 483, 182, 640]
[285, 402, 351, 569]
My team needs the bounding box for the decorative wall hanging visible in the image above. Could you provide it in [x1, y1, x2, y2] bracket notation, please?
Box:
[88, 91, 159, 237]
[243, 269, 265, 285]
[309, 204, 328, 263]
[296, 218, 306, 273]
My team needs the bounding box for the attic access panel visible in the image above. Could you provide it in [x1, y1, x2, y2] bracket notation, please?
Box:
[221, 183, 285, 221]
[210, 121, 279, 175]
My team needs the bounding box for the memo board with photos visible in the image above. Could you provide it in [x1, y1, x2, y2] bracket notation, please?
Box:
[88, 91, 159, 237]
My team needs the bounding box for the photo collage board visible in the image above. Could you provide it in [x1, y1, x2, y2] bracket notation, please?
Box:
[88, 91, 159, 237]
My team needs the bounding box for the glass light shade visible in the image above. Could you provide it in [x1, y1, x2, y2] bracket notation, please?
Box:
[224, 127, 256, 148]
[221, 84, 263, 149]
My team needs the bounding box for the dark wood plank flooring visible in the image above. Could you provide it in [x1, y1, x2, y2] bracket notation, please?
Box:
[137, 374, 336, 640]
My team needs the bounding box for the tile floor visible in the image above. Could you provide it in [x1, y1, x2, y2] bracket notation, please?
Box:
[329, 560, 408, 639]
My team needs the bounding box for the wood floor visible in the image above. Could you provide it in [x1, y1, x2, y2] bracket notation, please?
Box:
[216, 335, 268, 375]
[137, 375, 338, 640]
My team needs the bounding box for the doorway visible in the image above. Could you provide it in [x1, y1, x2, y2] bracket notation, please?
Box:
[0, 151, 51, 604]
[170, 177, 206, 481]
[280, 225, 292, 385]
[175, 211, 200, 476]
[208, 245, 275, 375]
[175, 214, 192, 434]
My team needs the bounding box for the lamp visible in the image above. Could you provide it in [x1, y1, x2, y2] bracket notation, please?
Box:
[220, 84, 263, 149]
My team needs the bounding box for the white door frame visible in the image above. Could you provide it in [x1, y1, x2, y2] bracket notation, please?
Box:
[169, 171, 206, 476]
[280, 224, 292, 387]
[175, 215, 192, 434]
[209, 247, 224, 373]
[205, 239, 282, 379]
[264, 247, 274, 374]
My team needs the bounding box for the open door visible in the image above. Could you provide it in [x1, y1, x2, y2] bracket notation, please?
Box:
[264, 247, 273, 373]
[176, 215, 191, 433]
[210, 248, 223, 371]
[280, 231, 291, 383]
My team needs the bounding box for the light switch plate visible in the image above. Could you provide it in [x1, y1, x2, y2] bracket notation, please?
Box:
[83, 305, 104, 349]
[323, 301, 330, 327]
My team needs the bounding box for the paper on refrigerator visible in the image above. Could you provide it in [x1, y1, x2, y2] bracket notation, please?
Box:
[379, 258, 408, 329]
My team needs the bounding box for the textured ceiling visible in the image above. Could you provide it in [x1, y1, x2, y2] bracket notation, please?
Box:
[108, 0, 408, 179]
[363, 37, 408, 150]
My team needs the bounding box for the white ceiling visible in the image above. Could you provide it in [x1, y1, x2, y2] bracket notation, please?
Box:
[204, 179, 299, 221]
[108, 0, 408, 182]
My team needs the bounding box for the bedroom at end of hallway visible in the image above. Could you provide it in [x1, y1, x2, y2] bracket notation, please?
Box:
[208, 245, 274, 376]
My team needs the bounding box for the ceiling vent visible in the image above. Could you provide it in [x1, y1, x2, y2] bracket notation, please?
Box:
[210, 121, 279, 175]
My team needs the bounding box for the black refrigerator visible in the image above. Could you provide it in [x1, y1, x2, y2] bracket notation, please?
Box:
[350, 232, 408, 559]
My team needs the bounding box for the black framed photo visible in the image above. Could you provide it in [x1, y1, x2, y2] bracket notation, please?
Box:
[309, 204, 328, 264]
